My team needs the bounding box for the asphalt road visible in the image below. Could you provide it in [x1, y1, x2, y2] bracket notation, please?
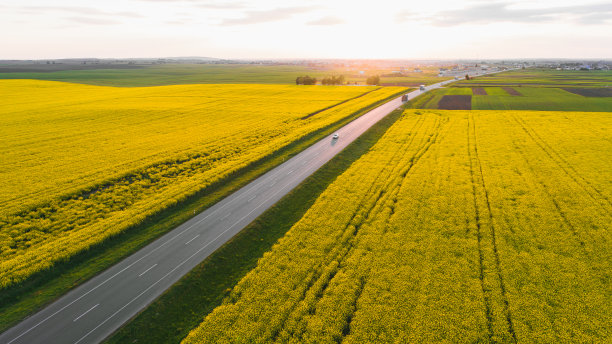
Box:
[0, 77, 473, 344]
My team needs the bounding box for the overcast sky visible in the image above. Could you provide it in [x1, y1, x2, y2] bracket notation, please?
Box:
[1, 0, 611, 59]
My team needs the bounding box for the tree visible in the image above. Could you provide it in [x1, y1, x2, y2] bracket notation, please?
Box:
[296, 75, 317, 85]
[321, 75, 345, 85]
[465, 74, 470, 80]
[366, 75, 380, 86]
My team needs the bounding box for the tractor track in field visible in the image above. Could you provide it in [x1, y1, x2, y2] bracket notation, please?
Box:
[511, 114, 612, 213]
[468, 114, 518, 343]
[268, 114, 431, 342]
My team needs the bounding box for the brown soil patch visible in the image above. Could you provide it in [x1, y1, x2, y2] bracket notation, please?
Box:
[438, 95, 471, 110]
[502, 87, 522, 96]
[472, 87, 487, 95]
[562, 88, 612, 97]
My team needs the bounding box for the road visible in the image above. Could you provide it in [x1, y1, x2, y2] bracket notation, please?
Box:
[0, 77, 468, 344]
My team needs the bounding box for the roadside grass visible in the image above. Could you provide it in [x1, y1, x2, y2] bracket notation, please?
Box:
[104, 103, 407, 344]
[0, 88, 409, 333]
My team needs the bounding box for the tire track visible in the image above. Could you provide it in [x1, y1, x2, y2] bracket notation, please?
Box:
[270, 114, 434, 342]
[470, 113, 518, 344]
[466, 114, 495, 342]
[512, 114, 612, 212]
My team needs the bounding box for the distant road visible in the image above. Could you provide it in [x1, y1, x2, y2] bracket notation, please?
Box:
[0, 75, 489, 344]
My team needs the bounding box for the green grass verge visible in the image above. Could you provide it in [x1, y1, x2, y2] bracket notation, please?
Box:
[0, 87, 408, 333]
[104, 102, 407, 344]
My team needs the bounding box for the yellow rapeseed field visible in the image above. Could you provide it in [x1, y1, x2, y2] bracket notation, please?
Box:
[183, 109, 611, 343]
[0, 80, 407, 288]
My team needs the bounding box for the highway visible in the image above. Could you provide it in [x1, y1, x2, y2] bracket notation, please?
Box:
[0, 77, 464, 344]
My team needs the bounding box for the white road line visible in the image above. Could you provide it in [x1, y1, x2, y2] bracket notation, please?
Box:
[73, 304, 99, 322]
[247, 195, 256, 202]
[138, 264, 158, 277]
[287, 170, 294, 175]
[220, 213, 231, 221]
[184, 235, 200, 245]
[269, 181, 276, 186]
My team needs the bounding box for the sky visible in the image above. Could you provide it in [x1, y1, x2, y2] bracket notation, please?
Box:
[1, 0, 611, 59]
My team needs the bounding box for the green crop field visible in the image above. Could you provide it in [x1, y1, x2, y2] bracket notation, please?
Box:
[0, 63, 449, 87]
[182, 109, 611, 343]
[413, 86, 612, 111]
[455, 69, 612, 87]
[0, 64, 323, 87]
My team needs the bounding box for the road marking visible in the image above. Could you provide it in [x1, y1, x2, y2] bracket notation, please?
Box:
[269, 180, 276, 186]
[220, 213, 231, 221]
[73, 304, 99, 322]
[139, 264, 158, 277]
[301, 161, 306, 165]
[184, 235, 200, 245]
[247, 195, 256, 202]
[287, 170, 294, 175]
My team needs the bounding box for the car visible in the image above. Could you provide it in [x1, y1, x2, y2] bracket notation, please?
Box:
[332, 133, 339, 139]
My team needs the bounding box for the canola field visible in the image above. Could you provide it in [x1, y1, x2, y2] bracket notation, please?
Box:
[0, 80, 407, 288]
[183, 110, 611, 343]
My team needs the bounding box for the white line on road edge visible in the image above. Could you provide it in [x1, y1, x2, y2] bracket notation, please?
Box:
[138, 264, 158, 277]
[184, 235, 200, 245]
[73, 304, 99, 322]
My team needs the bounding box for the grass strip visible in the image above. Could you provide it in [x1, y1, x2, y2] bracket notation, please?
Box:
[0, 88, 408, 333]
[104, 103, 406, 344]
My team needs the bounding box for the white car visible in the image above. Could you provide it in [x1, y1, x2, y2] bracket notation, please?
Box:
[332, 133, 339, 139]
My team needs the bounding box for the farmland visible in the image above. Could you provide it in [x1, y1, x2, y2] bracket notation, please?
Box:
[411, 86, 612, 111]
[183, 109, 611, 343]
[455, 69, 612, 87]
[0, 63, 450, 87]
[0, 80, 408, 290]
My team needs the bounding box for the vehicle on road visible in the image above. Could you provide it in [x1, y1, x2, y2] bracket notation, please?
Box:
[401, 94, 409, 102]
[419, 85, 426, 91]
[332, 133, 339, 139]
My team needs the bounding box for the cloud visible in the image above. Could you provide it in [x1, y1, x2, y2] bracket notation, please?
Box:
[396, 2, 612, 26]
[64, 17, 121, 25]
[137, 0, 245, 9]
[220, 6, 317, 25]
[307, 16, 344, 26]
[19, 6, 142, 18]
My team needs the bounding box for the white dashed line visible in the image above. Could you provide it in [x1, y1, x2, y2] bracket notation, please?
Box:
[73, 304, 99, 322]
[138, 264, 158, 277]
[184, 235, 200, 245]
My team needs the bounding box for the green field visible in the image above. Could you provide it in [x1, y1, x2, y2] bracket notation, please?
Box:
[455, 69, 612, 87]
[0, 63, 449, 87]
[0, 64, 322, 86]
[413, 86, 612, 111]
